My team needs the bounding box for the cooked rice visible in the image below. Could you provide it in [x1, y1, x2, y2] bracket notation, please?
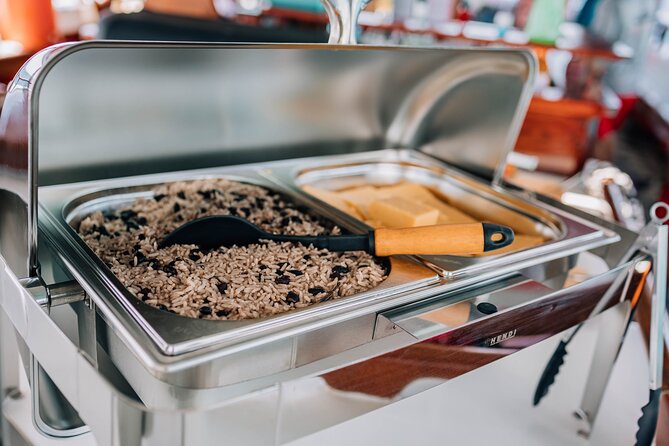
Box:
[77, 179, 387, 320]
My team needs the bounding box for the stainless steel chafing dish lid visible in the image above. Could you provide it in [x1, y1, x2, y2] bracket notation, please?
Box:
[0, 41, 535, 279]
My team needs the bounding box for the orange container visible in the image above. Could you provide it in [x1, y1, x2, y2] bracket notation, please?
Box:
[0, 0, 59, 52]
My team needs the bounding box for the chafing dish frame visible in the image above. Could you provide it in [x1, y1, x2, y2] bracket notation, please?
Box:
[0, 41, 649, 444]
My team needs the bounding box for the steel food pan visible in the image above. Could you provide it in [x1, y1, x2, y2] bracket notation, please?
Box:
[38, 165, 439, 358]
[271, 149, 621, 279]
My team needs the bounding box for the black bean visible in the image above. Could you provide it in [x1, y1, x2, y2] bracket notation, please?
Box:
[158, 304, 169, 311]
[200, 207, 207, 214]
[289, 216, 303, 224]
[126, 221, 140, 231]
[279, 210, 288, 217]
[332, 265, 350, 275]
[139, 288, 151, 301]
[189, 252, 200, 261]
[154, 194, 167, 202]
[216, 309, 229, 317]
[302, 255, 311, 261]
[98, 225, 110, 236]
[308, 287, 325, 295]
[259, 264, 267, 270]
[173, 203, 181, 213]
[272, 205, 282, 212]
[216, 281, 228, 294]
[102, 210, 118, 220]
[114, 232, 121, 237]
[240, 207, 251, 217]
[148, 259, 161, 270]
[162, 265, 177, 276]
[255, 198, 266, 209]
[199, 306, 212, 316]
[288, 269, 303, 276]
[280, 217, 290, 226]
[177, 191, 186, 199]
[135, 251, 146, 264]
[136, 216, 148, 226]
[120, 210, 137, 221]
[232, 193, 247, 202]
[275, 276, 290, 285]
[138, 234, 146, 240]
[227, 207, 238, 216]
[285, 291, 300, 304]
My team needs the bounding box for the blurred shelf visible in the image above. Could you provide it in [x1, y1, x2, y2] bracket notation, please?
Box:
[514, 97, 604, 175]
[255, 8, 626, 60]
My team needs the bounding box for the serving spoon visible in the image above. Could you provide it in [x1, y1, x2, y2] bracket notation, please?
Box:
[160, 215, 514, 256]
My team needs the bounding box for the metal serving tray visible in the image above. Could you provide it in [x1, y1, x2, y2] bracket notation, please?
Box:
[39, 165, 438, 358]
[271, 149, 621, 279]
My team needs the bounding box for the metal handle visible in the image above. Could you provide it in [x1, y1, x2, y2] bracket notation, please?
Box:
[375, 260, 638, 342]
[320, 0, 370, 44]
[633, 202, 668, 446]
[648, 202, 667, 391]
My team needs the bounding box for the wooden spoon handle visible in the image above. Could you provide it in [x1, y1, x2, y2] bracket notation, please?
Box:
[373, 223, 514, 256]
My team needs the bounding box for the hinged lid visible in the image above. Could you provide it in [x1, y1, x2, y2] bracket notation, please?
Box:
[0, 41, 535, 277]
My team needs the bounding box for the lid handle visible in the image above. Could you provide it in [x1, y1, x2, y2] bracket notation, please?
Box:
[320, 0, 370, 44]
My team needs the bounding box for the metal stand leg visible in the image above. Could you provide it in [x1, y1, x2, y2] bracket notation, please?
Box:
[0, 307, 23, 444]
[573, 301, 632, 438]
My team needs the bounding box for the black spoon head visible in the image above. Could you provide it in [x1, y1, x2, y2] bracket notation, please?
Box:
[161, 215, 269, 250]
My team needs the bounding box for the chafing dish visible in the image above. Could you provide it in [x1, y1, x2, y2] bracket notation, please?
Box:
[0, 41, 651, 445]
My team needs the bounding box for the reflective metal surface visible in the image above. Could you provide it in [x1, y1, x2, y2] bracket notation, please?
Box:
[32, 358, 89, 438]
[0, 44, 70, 280]
[323, 256, 646, 401]
[0, 77, 31, 279]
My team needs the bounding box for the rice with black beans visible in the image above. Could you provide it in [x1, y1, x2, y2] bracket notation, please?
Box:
[77, 179, 387, 320]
